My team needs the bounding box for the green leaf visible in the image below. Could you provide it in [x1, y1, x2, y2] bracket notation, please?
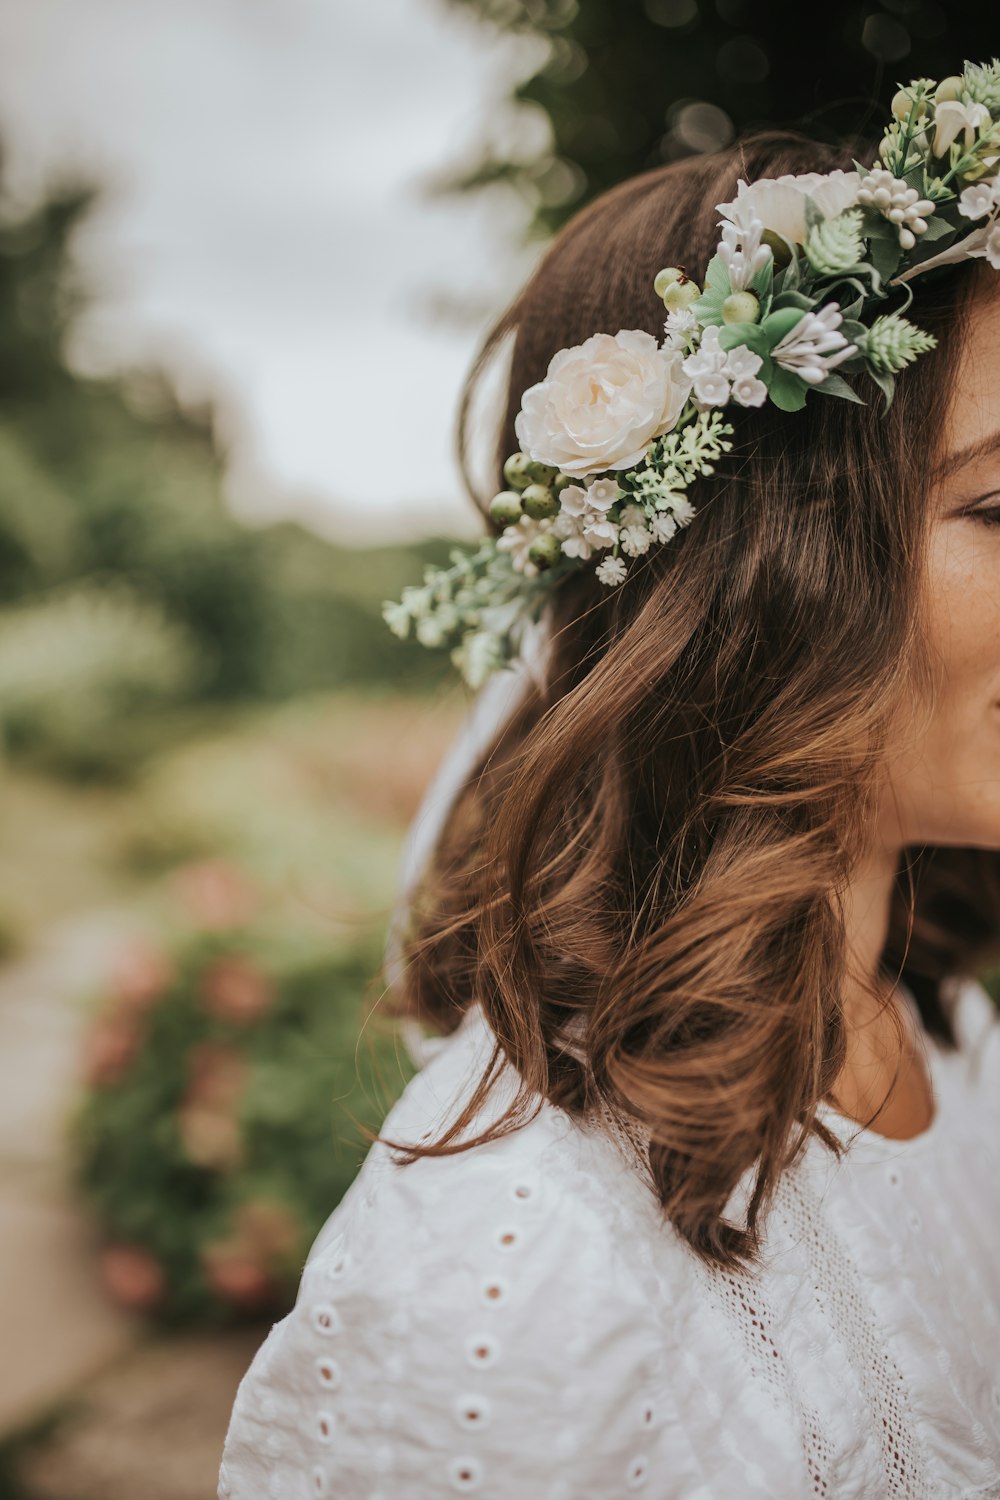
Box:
[761, 306, 807, 345]
[716, 322, 771, 356]
[839, 318, 868, 343]
[868, 233, 903, 285]
[770, 289, 816, 312]
[766, 366, 810, 412]
[692, 253, 734, 327]
[812, 371, 866, 404]
[913, 214, 955, 243]
[902, 161, 927, 194]
[865, 364, 896, 417]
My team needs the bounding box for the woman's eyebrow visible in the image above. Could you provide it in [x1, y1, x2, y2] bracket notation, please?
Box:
[931, 428, 1000, 484]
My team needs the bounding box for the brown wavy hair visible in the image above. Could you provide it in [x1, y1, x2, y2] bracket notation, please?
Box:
[364, 126, 1000, 1273]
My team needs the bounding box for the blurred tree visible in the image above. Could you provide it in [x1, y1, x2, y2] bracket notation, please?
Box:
[0, 150, 454, 730]
[431, 0, 993, 242]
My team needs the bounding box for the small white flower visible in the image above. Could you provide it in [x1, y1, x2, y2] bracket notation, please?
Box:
[680, 323, 725, 380]
[722, 345, 761, 379]
[959, 175, 1000, 219]
[595, 555, 628, 587]
[415, 615, 447, 648]
[581, 516, 619, 549]
[731, 374, 768, 407]
[717, 217, 772, 293]
[770, 302, 857, 385]
[932, 99, 992, 158]
[585, 478, 624, 512]
[495, 514, 551, 576]
[552, 510, 595, 560]
[455, 630, 506, 690]
[400, 584, 433, 619]
[620, 524, 652, 557]
[382, 601, 411, 639]
[985, 221, 1000, 269]
[558, 484, 589, 518]
[682, 328, 764, 408]
[663, 492, 696, 524]
[618, 502, 649, 530]
[650, 512, 679, 543]
[663, 307, 699, 349]
[692, 371, 731, 407]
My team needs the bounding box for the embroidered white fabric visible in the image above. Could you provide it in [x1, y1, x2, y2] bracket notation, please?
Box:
[218, 972, 1000, 1499]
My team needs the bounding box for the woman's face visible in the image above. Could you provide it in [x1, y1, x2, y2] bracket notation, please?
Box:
[879, 266, 1000, 851]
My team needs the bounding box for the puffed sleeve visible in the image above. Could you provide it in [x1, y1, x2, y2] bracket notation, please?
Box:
[217, 1111, 686, 1500]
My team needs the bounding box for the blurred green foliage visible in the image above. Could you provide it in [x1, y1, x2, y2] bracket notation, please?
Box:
[0, 161, 456, 780]
[433, 0, 998, 242]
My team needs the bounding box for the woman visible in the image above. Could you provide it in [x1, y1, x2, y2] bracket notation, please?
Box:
[218, 92, 1000, 1497]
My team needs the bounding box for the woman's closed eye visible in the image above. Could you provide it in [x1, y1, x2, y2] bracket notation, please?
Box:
[965, 495, 1000, 525]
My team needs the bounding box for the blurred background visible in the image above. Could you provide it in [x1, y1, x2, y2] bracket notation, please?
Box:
[0, 2, 995, 1495]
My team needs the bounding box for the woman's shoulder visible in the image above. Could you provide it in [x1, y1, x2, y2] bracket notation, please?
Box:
[218, 1007, 692, 1499]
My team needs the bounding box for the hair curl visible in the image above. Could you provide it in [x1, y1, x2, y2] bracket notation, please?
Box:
[363, 126, 1000, 1274]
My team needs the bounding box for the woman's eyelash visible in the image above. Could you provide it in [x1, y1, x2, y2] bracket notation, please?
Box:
[970, 501, 1000, 525]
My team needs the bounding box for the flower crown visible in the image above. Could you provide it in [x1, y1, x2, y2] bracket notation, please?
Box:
[383, 61, 1000, 689]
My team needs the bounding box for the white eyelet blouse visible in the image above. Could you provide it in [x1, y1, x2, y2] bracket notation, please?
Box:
[217, 975, 1000, 1499]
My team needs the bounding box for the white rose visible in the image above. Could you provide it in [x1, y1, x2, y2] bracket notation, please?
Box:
[718, 169, 862, 246]
[514, 329, 692, 480]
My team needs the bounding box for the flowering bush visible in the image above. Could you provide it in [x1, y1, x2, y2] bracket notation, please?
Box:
[68, 860, 411, 1327]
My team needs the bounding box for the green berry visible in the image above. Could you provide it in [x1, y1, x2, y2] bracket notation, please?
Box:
[524, 459, 558, 486]
[502, 452, 534, 491]
[527, 532, 561, 569]
[721, 291, 760, 325]
[653, 266, 683, 299]
[489, 490, 524, 526]
[553, 472, 575, 494]
[662, 279, 700, 312]
[522, 483, 559, 520]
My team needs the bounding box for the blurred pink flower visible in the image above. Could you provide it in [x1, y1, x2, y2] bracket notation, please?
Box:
[199, 954, 274, 1024]
[235, 1197, 302, 1261]
[201, 1237, 278, 1309]
[178, 1104, 244, 1170]
[99, 1242, 167, 1312]
[107, 938, 174, 1015]
[185, 1040, 249, 1110]
[178, 1042, 249, 1169]
[173, 860, 262, 930]
[81, 1016, 142, 1088]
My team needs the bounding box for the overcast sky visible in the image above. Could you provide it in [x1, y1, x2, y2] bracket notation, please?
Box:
[0, 0, 547, 541]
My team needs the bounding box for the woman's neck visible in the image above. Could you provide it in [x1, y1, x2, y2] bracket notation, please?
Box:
[830, 843, 936, 1140]
[840, 842, 898, 1013]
